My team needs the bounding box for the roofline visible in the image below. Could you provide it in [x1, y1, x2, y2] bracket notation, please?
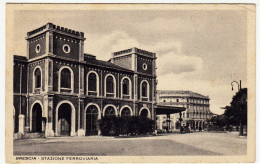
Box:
[22, 54, 135, 74]
[157, 90, 210, 99]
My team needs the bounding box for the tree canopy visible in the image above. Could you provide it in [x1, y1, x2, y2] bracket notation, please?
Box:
[224, 88, 247, 126]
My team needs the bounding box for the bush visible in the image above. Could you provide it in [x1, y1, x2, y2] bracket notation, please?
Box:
[99, 116, 155, 136]
[99, 116, 119, 136]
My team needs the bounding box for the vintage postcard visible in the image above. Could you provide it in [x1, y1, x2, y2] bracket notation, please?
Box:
[6, 4, 255, 163]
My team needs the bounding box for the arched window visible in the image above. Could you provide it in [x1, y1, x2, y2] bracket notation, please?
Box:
[121, 77, 131, 99]
[105, 75, 116, 97]
[121, 107, 131, 118]
[139, 107, 150, 118]
[104, 106, 116, 116]
[59, 67, 74, 93]
[61, 68, 71, 88]
[140, 80, 149, 101]
[88, 73, 97, 96]
[140, 109, 148, 117]
[34, 68, 41, 88]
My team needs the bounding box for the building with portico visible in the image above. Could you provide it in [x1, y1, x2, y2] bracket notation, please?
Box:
[156, 90, 213, 131]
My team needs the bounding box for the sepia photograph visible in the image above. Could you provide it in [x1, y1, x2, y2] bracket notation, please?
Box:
[5, 3, 255, 163]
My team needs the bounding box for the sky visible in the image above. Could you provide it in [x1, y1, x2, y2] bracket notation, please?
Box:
[13, 9, 248, 115]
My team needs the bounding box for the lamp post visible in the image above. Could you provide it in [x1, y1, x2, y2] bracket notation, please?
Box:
[230, 80, 243, 136]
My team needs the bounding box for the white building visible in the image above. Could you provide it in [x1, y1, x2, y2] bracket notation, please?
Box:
[156, 90, 213, 131]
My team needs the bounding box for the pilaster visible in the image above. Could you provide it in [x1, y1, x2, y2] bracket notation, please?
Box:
[79, 40, 84, 62]
[45, 58, 53, 92]
[25, 96, 30, 132]
[134, 74, 138, 101]
[46, 23, 54, 55]
[44, 95, 54, 137]
[79, 65, 84, 95]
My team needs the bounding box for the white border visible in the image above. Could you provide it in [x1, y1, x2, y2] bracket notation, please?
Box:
[1, 2, 258, 163]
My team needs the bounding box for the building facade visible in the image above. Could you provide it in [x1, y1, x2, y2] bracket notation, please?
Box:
[156, 90, 213, 131]
[13, 23, 157, 137]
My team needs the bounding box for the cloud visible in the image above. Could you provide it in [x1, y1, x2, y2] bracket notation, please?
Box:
[135, 18, 192, 34]
[85, 30, 202, 75]
[157, 52, 203, 75]
[85, 30, 141, 60]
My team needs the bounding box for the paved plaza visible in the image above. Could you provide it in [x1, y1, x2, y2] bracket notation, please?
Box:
[14, 132, 246, 156]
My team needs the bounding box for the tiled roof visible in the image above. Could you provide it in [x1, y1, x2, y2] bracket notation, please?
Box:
[85, 59, 133, 73]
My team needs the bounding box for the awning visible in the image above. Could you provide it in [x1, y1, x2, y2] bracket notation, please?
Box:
[155, 105, 186, 115]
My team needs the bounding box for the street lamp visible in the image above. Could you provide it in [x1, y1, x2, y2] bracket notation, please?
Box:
[230, 80, 243, 136]
[231, 80, 241, 91]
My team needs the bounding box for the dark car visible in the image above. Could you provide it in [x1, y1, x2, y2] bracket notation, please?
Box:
[180, 126, 191, 133]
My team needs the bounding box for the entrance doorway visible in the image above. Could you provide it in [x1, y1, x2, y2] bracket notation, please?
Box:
[86, 105, 98, 135]
[32, 103, 42, 132]
[58, 103, 71, 136]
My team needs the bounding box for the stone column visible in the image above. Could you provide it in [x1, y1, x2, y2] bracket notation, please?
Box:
[179, 112, 182, 133]
[18, 114, 25, 134]
[77, 63, 85, 136]
[77, 98, 85, 136]
[167, 114, 170, 132]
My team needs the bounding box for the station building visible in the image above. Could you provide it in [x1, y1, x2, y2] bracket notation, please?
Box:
[156, 90, 213, 131]
[13, 23, 162, 137]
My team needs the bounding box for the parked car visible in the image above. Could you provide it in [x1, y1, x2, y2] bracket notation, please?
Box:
[180, 126, 190, 134]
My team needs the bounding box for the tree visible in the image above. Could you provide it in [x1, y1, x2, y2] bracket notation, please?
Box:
[209, 115, 227, 128]
[224, 88, 247, 134]
[224, 88, 247, 125]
